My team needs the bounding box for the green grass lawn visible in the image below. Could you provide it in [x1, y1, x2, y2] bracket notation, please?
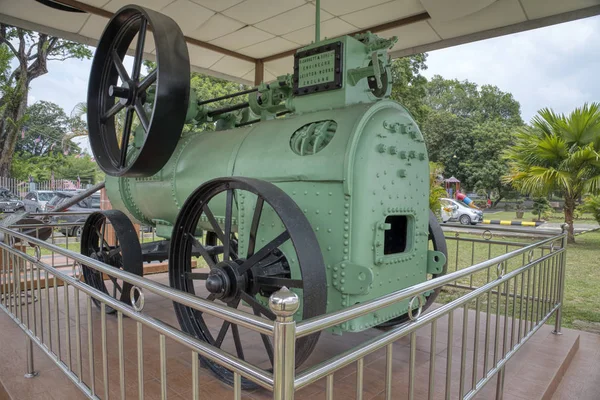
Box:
[437, 230, 600, 331]
[559, 231, 600, 329]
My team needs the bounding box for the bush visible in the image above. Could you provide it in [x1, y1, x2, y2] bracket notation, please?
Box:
[580, 195, 600, 225]
[515, 199, 525, 210]
[531, 197, 552, 221]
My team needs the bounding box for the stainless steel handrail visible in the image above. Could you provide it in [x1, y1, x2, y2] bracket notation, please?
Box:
[293, 249, 562, 388]
[295, 232, 564, 337]
[0, 226, 274, 335]
[0, 240, 275, 389]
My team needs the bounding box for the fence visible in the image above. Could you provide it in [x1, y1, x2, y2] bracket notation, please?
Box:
[0, 176, 87, 198]
[0, 220, 566, 400]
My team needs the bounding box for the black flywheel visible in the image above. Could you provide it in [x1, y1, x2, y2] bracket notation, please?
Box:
[377, 210, 448, 328]
[81, 210, 143, 313]
[169, 177, 327, 388]
[87, 5, 190, 177]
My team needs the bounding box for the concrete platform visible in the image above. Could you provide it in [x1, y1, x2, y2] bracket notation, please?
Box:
[0, 272, 587, 400]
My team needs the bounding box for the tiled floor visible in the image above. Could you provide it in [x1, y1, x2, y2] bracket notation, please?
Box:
[0, 272, 587, 400]
[551, 332, 600, 400]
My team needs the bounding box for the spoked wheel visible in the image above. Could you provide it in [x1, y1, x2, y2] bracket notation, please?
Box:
[377, 210, 448, 328]
[169, 177, 326, 388]
[81, 210, 143, 314]
[87, 5, 190, 177]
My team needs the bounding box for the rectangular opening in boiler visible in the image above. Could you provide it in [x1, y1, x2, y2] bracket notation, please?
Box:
[384, 215, 408, 254]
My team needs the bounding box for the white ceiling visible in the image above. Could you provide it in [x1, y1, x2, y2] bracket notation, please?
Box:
[1, 0, 600, 84]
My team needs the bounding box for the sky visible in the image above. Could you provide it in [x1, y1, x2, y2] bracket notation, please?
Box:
[25, 13, 600, 150]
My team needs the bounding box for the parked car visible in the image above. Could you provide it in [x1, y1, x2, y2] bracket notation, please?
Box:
[49, 192, 101, 237]
[23, 190, 55, 212]
[0, 187, 25, 213]
[440, 197, 483, 225]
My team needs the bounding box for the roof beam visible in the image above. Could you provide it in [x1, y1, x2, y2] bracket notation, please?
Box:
[389, 4, 600, 59]
[261, 11, 431, 63]
[56, 0, 256, 62]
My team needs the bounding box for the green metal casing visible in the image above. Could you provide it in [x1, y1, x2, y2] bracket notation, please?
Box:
[106, 32, 440, 334]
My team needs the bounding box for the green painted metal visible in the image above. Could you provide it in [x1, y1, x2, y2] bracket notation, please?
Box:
[106, 31, 445, 333]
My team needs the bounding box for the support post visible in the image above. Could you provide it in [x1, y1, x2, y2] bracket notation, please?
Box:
[553, 224, 568, 335]
[24, 337, 38, 378]
[270, 287, 298, 400]
[254, 60, 264, 86]
[495, 365, 505, 399]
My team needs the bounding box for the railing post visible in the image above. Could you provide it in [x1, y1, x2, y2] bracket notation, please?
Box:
[24, 337, 38, 378]
[269, 287, 298, 400]
[495, 365, 505, 399]
[553, 224, 568, 335]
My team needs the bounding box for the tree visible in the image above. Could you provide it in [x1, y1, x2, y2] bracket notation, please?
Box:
[389, 54, 429, 125]
[429, 162, 447, 215]
[504, 103, 600, 242]
[11, 152, 101, 184]
[15, 101, 80, 156]
[425, 75, 523, 126]
[0, 25, 92, 176]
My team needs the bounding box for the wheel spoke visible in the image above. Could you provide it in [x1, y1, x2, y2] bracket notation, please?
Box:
[214, 321, 231, 348]
[186, 233, 216, 269]
[134, 99, 150, 132]
[102, 101, 125, 122]
[112, 50, 130, 82]
[203, 205, 225, 241]
[231, 325, 245, 360]
[108, 247, 121, 258]
[184, 272, 209, 280]
[247, 197, 264, 258]
[119, 108, 135, 168]
[191, 309, 215, 344]
[131, 18, 147, 82]
[108, 275, 122, 294]
[138, 69, 157, 92]
[238, 231, 290, 275]
[240, 291, 276, 320]
[249, 304, 274, 365]
[256, 276, 303, 289]
[224, 190, 233, 261]
[203, 205, 237, 259]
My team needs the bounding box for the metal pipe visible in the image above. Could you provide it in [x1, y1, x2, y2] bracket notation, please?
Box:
[495, 366, 505, 400]
[197, 88, 258, 106]
[356, 358, 364, 400]
[315, 0, 321, 43]
[24, 336, 38, 378]
[207, 102, 250, 118]
[0, 228, 274, 335]
[296, 234, 564, 336]
[54, 181, 105, 212]
[271, 288, 298, 400]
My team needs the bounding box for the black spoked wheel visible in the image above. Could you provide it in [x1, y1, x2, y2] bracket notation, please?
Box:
[377, 210, 448, 328]
[169, 177, 326, 388]
[87, 5, 190, 177]
[81, 210, 143, 314]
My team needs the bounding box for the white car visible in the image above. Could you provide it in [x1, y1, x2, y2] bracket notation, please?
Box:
[440, 198, 483, 225]
[23, 190, 55, 212]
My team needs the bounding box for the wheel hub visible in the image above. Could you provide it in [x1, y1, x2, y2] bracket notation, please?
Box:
[205, 260, 247, 302]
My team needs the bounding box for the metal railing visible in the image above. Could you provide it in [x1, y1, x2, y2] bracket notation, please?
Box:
[0, 222, 567, 400]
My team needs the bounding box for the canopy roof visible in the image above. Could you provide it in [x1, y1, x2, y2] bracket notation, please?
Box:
[1, 0, 600, 85]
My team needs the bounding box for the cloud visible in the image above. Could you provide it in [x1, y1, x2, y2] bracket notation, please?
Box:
[422, 15, 600, 122]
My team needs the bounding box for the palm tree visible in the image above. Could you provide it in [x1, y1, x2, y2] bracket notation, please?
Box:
[504, 103, 600, 243]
